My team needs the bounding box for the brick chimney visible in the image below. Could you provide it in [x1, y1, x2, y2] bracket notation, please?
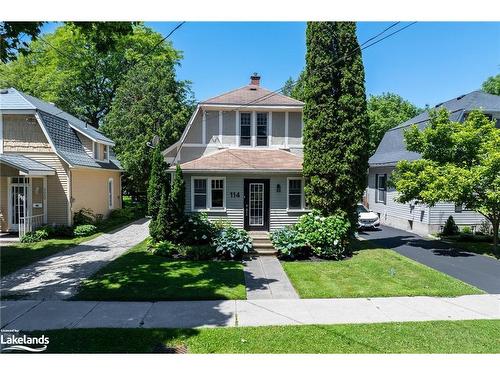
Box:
[250, 73, 261, 86]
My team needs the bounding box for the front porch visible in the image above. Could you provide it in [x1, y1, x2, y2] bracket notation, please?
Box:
[0, 154, 55, 238]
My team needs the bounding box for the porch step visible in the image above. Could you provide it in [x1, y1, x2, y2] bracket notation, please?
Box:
[248, 231, 278, 256]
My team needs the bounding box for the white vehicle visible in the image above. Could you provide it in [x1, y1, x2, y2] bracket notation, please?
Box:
[357, 204, 380, 229]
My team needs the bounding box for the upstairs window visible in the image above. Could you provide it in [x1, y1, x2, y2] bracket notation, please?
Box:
[375, 174, 387, 205]
[256, 112, 268, 146]
[240, 113, 251, 146]
[103, 145, 109, 161]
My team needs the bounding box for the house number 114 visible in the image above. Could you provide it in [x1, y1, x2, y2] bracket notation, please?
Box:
[230, 192, 240, 198]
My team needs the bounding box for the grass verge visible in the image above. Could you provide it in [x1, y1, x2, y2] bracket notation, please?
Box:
[27, 320, 500, 353]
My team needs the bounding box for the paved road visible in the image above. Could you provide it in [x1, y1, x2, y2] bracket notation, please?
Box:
[0, 218, 150, 300]
[359, 226, 500, 293]
[1, 294, 498, 331]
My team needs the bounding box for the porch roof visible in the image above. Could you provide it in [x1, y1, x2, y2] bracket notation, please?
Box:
[0, 154, 55, 176]
[171, 149, 303, 172]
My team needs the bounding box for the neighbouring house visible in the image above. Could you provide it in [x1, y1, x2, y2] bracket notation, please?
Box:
[163, 74, 308, 232]
[367, 90, 500, 236]
[0, 88, 123, 237]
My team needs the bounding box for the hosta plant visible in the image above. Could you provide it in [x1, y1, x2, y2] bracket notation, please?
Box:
[213, 227, 252, 260]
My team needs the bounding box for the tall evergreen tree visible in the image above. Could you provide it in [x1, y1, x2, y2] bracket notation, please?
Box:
[169, 165, 185, 220]
[147, 147, 169, 218]
[302, 22, 370, 229]
[149, 185, 169, 243]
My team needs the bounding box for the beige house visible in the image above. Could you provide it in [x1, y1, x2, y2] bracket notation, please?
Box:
[163, 74, 308, 232]
[0, 88, 122, 236]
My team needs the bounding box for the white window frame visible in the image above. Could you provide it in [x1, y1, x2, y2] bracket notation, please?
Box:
[287, 177, 305, 211]
[239, 112, 252, 147]
[375, 174, 387, 205]
[108, 177, 114, 209]
[256, 112, 268, 147]
[103, 145, 109, 162]
[190, 176, 226, 212]
[93, 142, 99, 160]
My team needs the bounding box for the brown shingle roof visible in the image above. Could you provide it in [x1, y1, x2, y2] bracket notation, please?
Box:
[201, 85, 304, 107]
[173, 149, 303, 172]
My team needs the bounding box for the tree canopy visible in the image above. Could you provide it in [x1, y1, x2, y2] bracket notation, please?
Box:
[102, 57, 193, 196]
[0, 22, 173, 127]
[482, 74, 500, 96]
[391, 108, 500, 254]
[367, 93, 422, 155]
[302, 21, 370, 229]
[0, 22, 44, 62]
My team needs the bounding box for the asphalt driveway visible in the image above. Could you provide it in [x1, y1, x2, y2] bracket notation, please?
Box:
[359, 226, 500, 293]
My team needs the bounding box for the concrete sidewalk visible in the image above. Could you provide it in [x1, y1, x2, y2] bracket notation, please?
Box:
[1, 294, 498, 330]
[0, 218, 150, 300]
[243, 256, 299, 299]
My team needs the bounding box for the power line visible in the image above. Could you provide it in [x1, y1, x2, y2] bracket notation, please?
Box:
[172, 22, 418, 161]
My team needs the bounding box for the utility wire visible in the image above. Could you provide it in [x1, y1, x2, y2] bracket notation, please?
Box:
[172, 22, 418, 161]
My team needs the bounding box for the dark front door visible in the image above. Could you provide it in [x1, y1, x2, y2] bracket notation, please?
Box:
[244, 179, 270, 231]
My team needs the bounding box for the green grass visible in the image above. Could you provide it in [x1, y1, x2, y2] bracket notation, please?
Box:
[74, 240, 246, 301]
[283, 245, 483, 298]
[439, 235, 497, 258]
[0, 216, 141, 277]
[29, 320, 500, 353]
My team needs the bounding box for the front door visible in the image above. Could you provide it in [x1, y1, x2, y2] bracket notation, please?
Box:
[8, 177, 30, 231]
[244, 179, 270, 231]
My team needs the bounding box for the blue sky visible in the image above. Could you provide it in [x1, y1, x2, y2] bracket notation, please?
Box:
[149, 22, 499, 108]
[42, 22, 500, 108]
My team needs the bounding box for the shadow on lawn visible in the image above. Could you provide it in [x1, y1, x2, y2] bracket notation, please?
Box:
[73, 250, 248, 301]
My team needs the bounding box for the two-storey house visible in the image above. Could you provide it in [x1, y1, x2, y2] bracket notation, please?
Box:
[367, 90, 500, 236]
[163, 74, 307, 232]
[0, 88, 123, 237]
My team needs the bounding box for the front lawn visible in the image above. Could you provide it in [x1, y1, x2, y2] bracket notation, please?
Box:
[30, 320, 500, 353]
[74, 240, 246, 301]
[282, 245, 483, 298]
[0, 214, 142, 277]
[439, 235, 497, 258]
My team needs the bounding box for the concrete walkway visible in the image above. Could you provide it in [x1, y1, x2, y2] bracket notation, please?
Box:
[1, 294, 498, 330]
[243, 256, 299, 299]
[359, 226, 500, 293]
[0, 218, 150, 300]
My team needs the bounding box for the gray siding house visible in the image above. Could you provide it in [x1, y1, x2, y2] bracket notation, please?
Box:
[367, 90, 500, 236]
[163, 74, 308, 231]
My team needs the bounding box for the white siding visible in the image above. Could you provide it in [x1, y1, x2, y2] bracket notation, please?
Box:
[368, 166, 487, 235]
[184, 173, 306, 230]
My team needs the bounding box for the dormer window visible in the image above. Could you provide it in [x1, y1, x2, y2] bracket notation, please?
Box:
[256, 113, 268, 146]
[240, 112, 251, 146]
[103, 145, 109, 162]
[93, 142, 99, 159]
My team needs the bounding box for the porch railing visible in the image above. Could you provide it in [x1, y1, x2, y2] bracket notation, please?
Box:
[19, 214, 45, 239]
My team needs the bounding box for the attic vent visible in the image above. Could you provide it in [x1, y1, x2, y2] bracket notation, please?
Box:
[456, 94, 466, 100]
[249, 87, 257, 91]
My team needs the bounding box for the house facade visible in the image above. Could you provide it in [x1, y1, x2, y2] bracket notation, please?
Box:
[0, 88, 122, 236]
[367, 90, 500, 236]
[163, 74, 308, 232]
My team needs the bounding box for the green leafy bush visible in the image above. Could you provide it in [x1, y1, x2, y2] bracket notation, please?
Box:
[294, 210, 351, 259]
[73, 208, 96, 225]
[20, 228, 49, 243]
[178, 244, 216, 260]
[213, 227, 252, 259]
[182, 213, 216, 245]
[149, 240, 178, 257]
[73, 224, 98, 237]
[461, 226, 472, 234]
[442, 216, 459, 236]
[270, 226, 309, 259]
